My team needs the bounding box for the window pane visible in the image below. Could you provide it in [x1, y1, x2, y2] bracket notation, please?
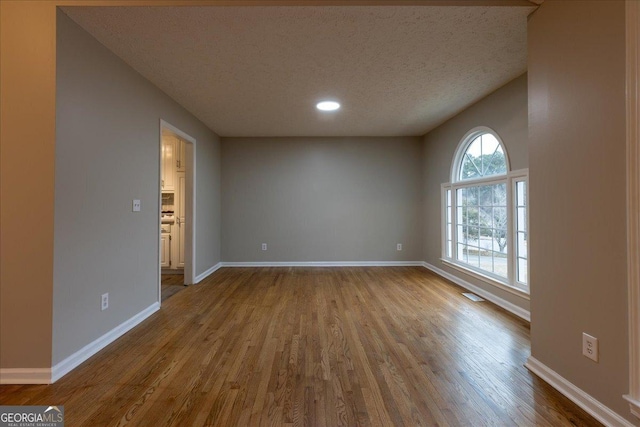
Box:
[498, 237, 507, 254]
[481, 134, 499, 158]
[518, 232, 527, 257]
[458, 133, 508, 181]
[457, 189, 465, 229]
[485, 155, 500, 176]
[451, 181, 514, 282]
[461, 155, 481, 180]
[517, 181, 526, 206]
[478, 185, 493, 206]
[468, 226, 479, 241]
[492, 236, 500, 252]
[479, 227, 491, 239]
[494, 237, 507, 254]
[467, 246, 480, 267]
[481, 134, 499, 176]
[491, 251, 499, 274]
[467, 186, 478, 202]
[466, 137, 482, 158]
[515, 180, 528, 285]
[493, 183, 507, 206]
[466, 207, 478, 227]
[444, 189, 453, 259]
[443, 189, 452, 259]
[493, 207, 507, 229]
[457, 243, 466, 261]
[517, 207, 526, 229]
[480, 206, 492, 226]
[491, 147, 507, 175]
[479, 252, 492, 272]
[494, 252, 508, 278]
[518, 258, 528, 283]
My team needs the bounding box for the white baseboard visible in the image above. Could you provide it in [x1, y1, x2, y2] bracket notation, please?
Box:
[50, 302, 160, 383]
[526, 356, 634, 427]
[220, 261, 425, 268]
[422, 261, 530, 321]
[194, 262, 222, 283]
[623, 394, 640, 419]
[0, 368, 52, 385]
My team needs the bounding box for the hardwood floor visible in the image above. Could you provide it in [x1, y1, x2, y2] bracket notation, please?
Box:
[0, 267, 601, 426]
[161, 273, 186, 302]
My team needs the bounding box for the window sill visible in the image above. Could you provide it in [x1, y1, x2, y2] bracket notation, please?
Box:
[440, 258, 530, 300]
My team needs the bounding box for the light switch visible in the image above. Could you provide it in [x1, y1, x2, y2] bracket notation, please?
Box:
[132, 199, 141, 212]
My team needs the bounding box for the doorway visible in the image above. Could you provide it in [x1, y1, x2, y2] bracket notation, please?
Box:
[159, 120, 196, 303]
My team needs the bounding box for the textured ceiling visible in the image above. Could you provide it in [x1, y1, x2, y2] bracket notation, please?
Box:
[62, 5, 535, 137]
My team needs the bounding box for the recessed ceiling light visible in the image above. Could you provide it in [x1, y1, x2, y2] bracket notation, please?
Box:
[316, 101, 341, 111]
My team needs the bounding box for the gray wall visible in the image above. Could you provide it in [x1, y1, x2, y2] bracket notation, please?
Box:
[422, 73, 529, 312]
[221, 137, 422, 262]
[528, 1, 631, 422]
[54, 11, 221, 365]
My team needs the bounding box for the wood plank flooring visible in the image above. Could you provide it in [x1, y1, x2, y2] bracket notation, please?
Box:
[0, 267, 601, 426]
[161, 273, 186, 302]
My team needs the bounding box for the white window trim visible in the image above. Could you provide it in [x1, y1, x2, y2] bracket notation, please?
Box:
[443, 170, 529, 295]
[441, 184, 451, 259]
[511, 172, 529, 289]
[440, 257, 530, 299]
[449, 176, 510, 284]
[442, 125, 529, 295]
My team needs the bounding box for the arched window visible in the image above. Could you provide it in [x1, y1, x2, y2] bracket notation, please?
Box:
[442, 127, 528, 293]
[456, 132, 508, 181]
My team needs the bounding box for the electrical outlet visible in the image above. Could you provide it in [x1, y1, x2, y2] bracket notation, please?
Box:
[132, 199, 141, 212]
[261, 243, 267, 251]
[397, 243, 403, 251]
[101, 293, 109, 311]
[582, 333, 599, 362]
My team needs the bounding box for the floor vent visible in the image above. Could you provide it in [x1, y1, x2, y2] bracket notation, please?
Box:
[462, 292, 485, 302]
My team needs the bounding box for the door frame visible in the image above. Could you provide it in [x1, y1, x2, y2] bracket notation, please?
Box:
[158, 119, 197, 304]
[624, 0, 640, 418]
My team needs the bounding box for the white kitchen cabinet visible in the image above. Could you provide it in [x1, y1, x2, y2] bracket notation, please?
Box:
[161, 136, 176, 192]
[160, 134, 187, 271]
[176, 171, 186, 268]
[161, 233, 171, 268]
[176, 138, 186, 172]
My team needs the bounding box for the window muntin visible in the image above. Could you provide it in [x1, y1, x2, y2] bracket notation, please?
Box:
[459, 133, 507, 181]
[443, 127, 528, 294]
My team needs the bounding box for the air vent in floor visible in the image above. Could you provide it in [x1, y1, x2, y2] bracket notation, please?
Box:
[462, 292, 485, 302]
